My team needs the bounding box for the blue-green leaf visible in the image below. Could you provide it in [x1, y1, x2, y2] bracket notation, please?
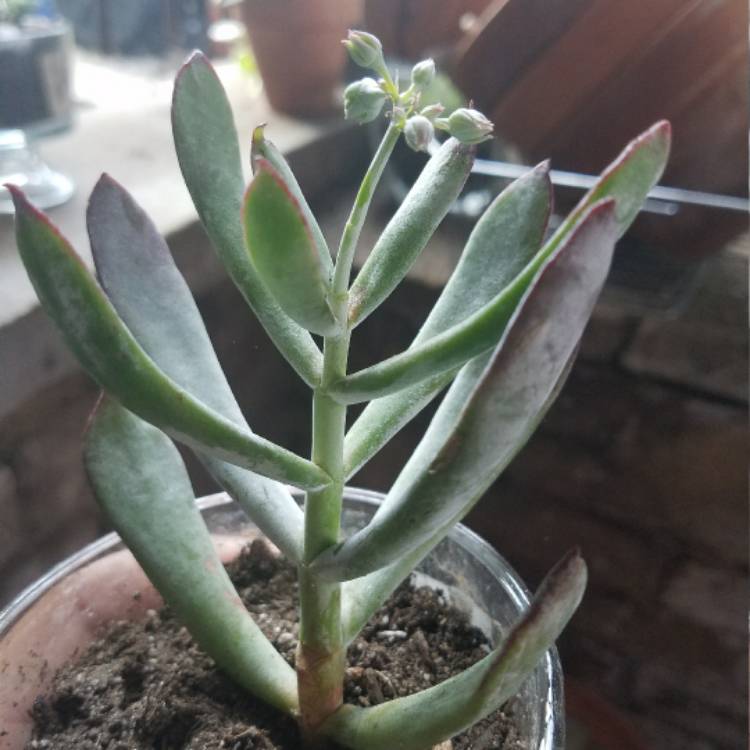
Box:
[88, 175, 304, 562]
[348, 137, 474, 328]
[172, 51, 322, 385]
[84, 398, 298, 715]
[325, 551, 586, 750]
[314, 200, 618, 581]
[10, 186, 329, 492]
[343, 163, 552, 475]
[243, 159, 340, 336]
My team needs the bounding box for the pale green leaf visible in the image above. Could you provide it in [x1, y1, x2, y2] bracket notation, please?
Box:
[88, 175, 304, 561]
[315, 200, 618, 581]
[325, 551, 586, 750]
[340, 343, 578, 644]
[243, 160, 340, 336]
[10, 187, 329, 492]
[342, 163, 552, 471]
[84, 398, 298, 715]
[172, 52, 322, 385]
[348, 137, 474, 328]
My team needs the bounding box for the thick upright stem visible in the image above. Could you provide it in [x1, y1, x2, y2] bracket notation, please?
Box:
[298, 330, 349, 737]
[298, 124, 400, 739]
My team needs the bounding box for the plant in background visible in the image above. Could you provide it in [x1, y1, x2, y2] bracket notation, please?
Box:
[0, 0, 35, 24]
[8, 29, 670, 749]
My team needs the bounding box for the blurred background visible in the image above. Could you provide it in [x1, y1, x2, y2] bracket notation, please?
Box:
[0, 1, 746, 749]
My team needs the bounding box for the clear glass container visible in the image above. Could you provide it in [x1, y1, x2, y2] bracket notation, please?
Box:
[0, 488, 563, 749]
[0, 20, 75, 214]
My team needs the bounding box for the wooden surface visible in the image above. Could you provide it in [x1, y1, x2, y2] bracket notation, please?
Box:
[454, 0, 748, 258]
[364, 0, 495, 57]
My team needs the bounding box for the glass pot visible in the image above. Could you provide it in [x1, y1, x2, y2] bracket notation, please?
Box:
[0, 488, 564, 749]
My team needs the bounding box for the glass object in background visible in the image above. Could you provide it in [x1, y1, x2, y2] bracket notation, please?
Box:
[0, 4, 74, 212]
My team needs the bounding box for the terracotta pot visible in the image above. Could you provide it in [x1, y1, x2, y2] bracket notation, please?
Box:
[0, 489, 564, 748]
[242, 0, 363, 118]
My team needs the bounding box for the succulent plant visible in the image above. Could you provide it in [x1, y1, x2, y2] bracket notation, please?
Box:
[8, 29, 670, 749]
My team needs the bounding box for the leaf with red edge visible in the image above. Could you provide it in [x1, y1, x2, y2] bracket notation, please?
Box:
[315, 199, 619, 581]
[243, 159, 340, 336]
[87, 174, 305, 562]
[172, 51, 322, 384]
[251, 124, 333, 277]
[323, 550, 586, 750]
[9, 186, 330, 492]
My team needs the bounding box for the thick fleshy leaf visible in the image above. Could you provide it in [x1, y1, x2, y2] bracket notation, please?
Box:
[87, 175, 304, 561]
[314, 200, 617, 581]
[172, 51, 322, 385]
[551, 119, 671, 246]
[243, 159, 339, 336]
[10, 187, 329, 492]
[84, 398, 298, 715]
[324, 551, 586, 750]
[251, 125, 332, 276]
[348, 138, 474, 328]
[331, 256, 551, 405]
[343, 163, 552, 475]
[342, 121, 670, 471]
[334, 127, 668, 405]
[340, 345, 578, 644]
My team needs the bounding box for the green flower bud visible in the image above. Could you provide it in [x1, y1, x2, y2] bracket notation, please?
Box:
[447, 107, 494, 144]
[343, 30, 383, 69]
[404, 115, 434, 152]
[420, 103, 444, 120]
[411, 59, 436, 90]
[344, 77, 387, 123]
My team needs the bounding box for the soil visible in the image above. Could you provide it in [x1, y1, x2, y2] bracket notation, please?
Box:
[24, 540, 525, 749]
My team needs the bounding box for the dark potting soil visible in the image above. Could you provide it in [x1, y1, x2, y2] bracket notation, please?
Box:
[26, 540, 526, 749]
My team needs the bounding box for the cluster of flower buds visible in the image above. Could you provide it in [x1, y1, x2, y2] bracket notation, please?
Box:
[343, 29, 494, 151]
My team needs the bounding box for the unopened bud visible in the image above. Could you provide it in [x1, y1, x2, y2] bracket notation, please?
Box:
[404, 115, 434, 152]
[447, 107, 494, 144]
[343, 30, 383, 69]
[411, 59, 435, 90]
[344, 78, 387, 123]
[420, 103, 444, 120]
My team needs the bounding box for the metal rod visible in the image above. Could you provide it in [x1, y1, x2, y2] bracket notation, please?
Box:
[471, 155, 749, 214]
[425, 140, 748, 214]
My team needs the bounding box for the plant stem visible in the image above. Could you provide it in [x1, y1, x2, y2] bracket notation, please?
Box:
[298, 125, 400, 739]
[298, 327, 349, 737]
[332, 122, 401, 297]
